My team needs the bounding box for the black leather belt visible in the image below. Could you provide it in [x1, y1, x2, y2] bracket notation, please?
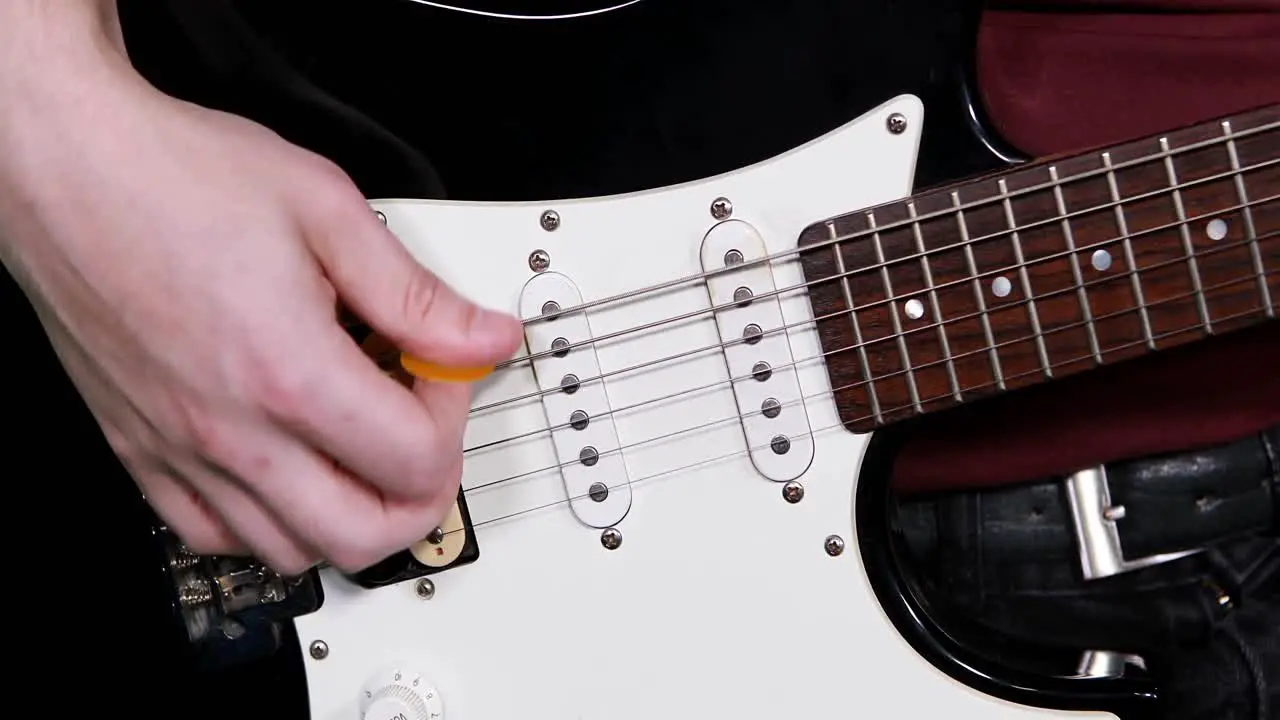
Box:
[897, 426, 1279, 596]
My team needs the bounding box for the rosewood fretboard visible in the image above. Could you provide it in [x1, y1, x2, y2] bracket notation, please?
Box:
[797, 104, 1279, 433]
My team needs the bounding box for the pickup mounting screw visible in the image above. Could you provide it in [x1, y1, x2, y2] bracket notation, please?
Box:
[711, 197, 733, 220]
[540, 210, 561, 231]
[529, 249, 551, 272]
[782, 481, 804, 504]
[426, 527, 445, 544]
[309, 640, 329, 660]
[600, 527, 622, 550]
[415, 578, 436, 600]
[887, 113, 908, 134]
[824, 535, 845, 556]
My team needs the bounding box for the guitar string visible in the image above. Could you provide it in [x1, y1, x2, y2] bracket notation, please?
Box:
[447, 292, 1274, 538]
[458, 236, 1275, 496]
[480, 117, 1277, 360]
[463, 153, 1279, 422]
[459, 190, 1277, 456]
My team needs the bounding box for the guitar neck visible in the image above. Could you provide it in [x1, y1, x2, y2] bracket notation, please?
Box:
[798, 103, 1279, 433]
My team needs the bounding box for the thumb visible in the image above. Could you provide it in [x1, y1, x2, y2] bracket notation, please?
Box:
[307, 199, 523, 368]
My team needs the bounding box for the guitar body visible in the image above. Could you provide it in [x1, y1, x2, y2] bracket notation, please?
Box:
[13, 0, 1272, 718]
[301, 94, 1078, 720]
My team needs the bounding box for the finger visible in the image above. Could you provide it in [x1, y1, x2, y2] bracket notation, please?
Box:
[261, 326, 471, 499]
[131, 468, 247, 558]
[174, 454, 321, 577]
[302, 187, 523, 368]
[206, 415, 458, 573]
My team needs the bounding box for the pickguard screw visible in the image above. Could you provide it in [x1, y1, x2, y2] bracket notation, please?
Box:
[600, 527, 623, 550]
[426, 527, 445, 544]
[782, 481, 804, 504]
[374, 210, 387, 225]
[309, 640, 329, 660]
[415, 578, 435, 600]
[529, 249, 551, 273]
[711, 197, 733, 220]
[540, 210, 561, 231]
[886, 113, 908, 135]
[824, 535, 845, 556]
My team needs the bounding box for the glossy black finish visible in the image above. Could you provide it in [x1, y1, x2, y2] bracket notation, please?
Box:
[855, 424, 1165, 720]
[352, 488, 482, 589]
[7, 0, 1162, 717]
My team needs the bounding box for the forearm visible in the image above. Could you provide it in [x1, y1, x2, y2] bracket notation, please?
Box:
[0, 1, 129, 90]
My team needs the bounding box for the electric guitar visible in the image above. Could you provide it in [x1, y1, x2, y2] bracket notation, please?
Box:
[9, 1, 1276, 719]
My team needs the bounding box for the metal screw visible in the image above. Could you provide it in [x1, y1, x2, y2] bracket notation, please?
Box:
[426, 527, 445, 544]
[771, 435, 791, 455]
[752, 362, 772, 382]
[415, 578, 435, 600]
[374, 210, 388, 225]
[309, 640, 330, 660]
[710, 197, 733, 220]
[824, 535, 845, 556]
[1103, 505, 1126, 521]
[782, 481, 804, 504]
[529, 249, 551, 272]
[887, 113, 908, 135]
[601, 527, 623, 550]
[588, 481, 608, 501]
[761, 397, 782, 418]
[560, 374, 581, 394]
[540, 210, 561, 231]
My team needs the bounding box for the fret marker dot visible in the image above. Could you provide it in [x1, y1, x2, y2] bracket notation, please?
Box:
[991, 276, 1013, 298]
[1091, 249, 1113, 272]
[904, 298, 925, 320]
[1206, 218, 1228, 241]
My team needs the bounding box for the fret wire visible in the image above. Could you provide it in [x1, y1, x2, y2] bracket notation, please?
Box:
[463, 273, 1272, 529]
[951, 191, 1006, 390]
[464, 226, 1271, 464]
[829, 221, 885, 424]
[1222, 120, 1275, 316]
[867, 211, 923, 412]
[998, 177, 1053, 377]
[1159, 137, 1213, 332]
[1049, 165, 1103, 363]
[1102, 151, 1157, 349]
[908, 200, 962, 401]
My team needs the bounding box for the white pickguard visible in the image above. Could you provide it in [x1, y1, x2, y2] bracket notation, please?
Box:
[295, 95, 1116, 720]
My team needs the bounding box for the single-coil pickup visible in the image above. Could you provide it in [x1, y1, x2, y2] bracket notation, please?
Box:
[700, 220, 814, 482]
[519, 271, 632, 529]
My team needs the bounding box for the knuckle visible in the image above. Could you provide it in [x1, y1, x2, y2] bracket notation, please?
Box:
[251, 362, 319, 426]
[400, 266, 444, 334]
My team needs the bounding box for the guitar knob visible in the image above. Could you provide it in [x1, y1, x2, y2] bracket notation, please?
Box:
[359, 668, 444, 720]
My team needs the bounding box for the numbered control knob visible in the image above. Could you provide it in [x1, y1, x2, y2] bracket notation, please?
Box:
[360, 668, 443, 720]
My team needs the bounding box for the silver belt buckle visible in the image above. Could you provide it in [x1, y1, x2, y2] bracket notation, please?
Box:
[1064, 465, 1203, 581]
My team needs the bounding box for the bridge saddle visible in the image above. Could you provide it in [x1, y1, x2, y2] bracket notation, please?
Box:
[520, 271, 633, 529]
[699, 219, 814, 481]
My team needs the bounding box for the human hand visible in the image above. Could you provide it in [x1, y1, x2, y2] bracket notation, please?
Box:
[0, 31, 522, 575]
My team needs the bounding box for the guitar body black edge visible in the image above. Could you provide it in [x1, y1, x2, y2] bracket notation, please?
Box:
[8, 0, 1166, 717]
